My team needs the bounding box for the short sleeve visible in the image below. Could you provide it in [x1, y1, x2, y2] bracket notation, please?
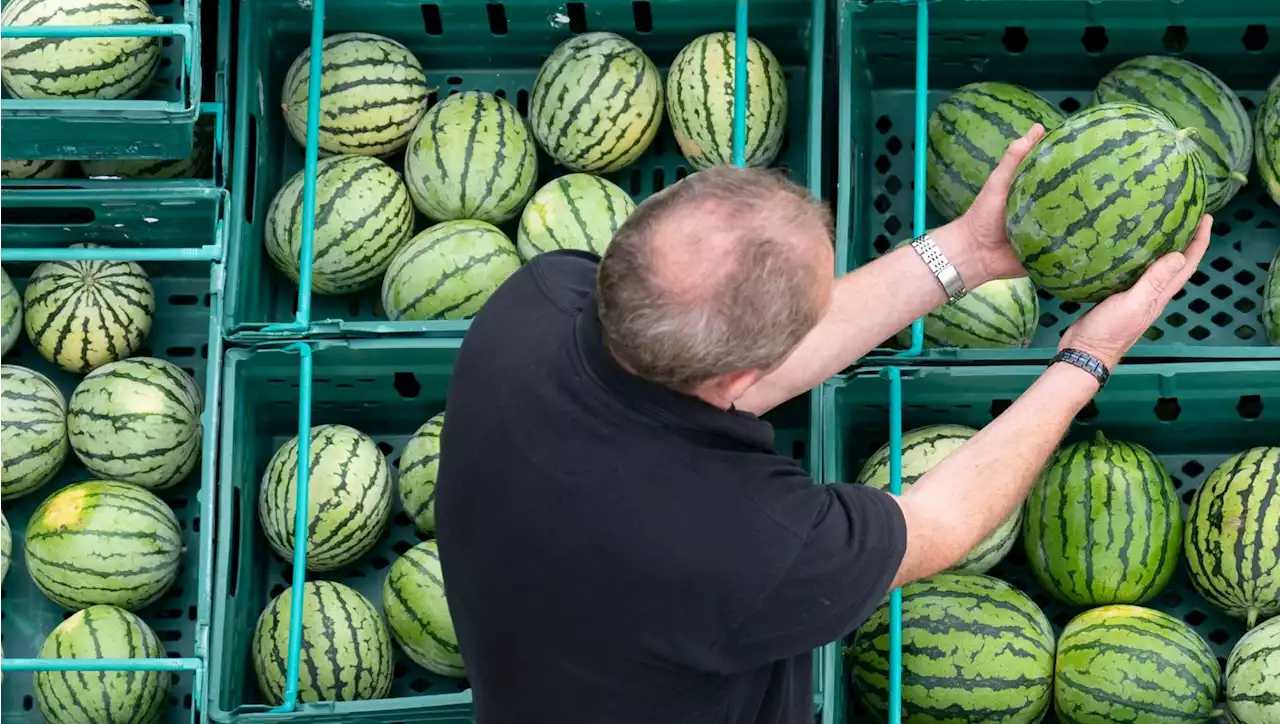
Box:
[713, 483, 907, 673]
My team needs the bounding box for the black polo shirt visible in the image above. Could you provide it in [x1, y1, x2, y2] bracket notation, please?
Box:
[435, 251, 907, 724]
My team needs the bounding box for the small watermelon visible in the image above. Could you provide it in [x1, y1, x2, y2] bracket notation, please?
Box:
[1024, 431, 1182, 606]
[282, 32, 429, 156]
[1006, 102, 1206, 303]
[35, 605, 171, 724]
[851, 572, 1055, 723]
[1094, 56, 1251, 212]
[666, 32, 788, 170]
[2, 266, 22, 356]
[1, 365, 68, 500]
[81, 118, 214, 179]
[894, 276, 1039, 349]
[1, 512, 11, 583]
[530, 32, 663, 173]
[398, 413, 443, 534]
[2, 159, 68, 179]
[384, 540, 465, 677]
[927, 82, 1065, 220]
[517, 173, 635, 261]
[1226, 616, 1280, 724]
[259, 424, 392, 571]
[252, 581, 394, 704]
[404, 90, 539, 224]
[1184, 446, 1280, 629]
[857, 425, 1019, 573]
[1257, 73, 1280, 207]
[265, 155, 414, 295]
[381, 220, 522, 322]
[26, 480, 183, 610]
[1265, 247, 1279, 345]
[68, 357, 203, 490]
[1054, 605, 1219, 724]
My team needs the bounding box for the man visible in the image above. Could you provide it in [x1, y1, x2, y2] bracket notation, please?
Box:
[435, 126, 1212, 724]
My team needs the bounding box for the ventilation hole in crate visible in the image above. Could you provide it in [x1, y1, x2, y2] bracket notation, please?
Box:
[1187, 298, 1210, 313]
[163, 36, 173, 47]
[629, 169, 642, 195]
[630, 0, 653, 33]
[420, 3, 443, 34]
[1170, 474, 1183, 490]
[1258, 215, 1277, 228]
[1209, 256, 1233, 272]
[674, 167, 689, 182]
[166, 346, 196, 358]
[1233, 270, 1256, 286]
[160, 57, 172, 69]
[1055, 96, 1080, 114]
[270, 582, 285, 598]
[394, 511, 413, 527]
[873, 234, 890, 254]
[158, 629, 181, 642]
[874, 155, 892, 174]
[1161, 25, 1189, 53]
[1038, 312, 1058, 328]
[875, 115, 893, 134]
[885, 136, 903, 155]
[1001, 26, 1028, 53]
[1237, 395, 1264, 419]
[989, 399, 1012, 418]
[377, 441, 393, 457]
[486, 3, 508, 35]
[410, 676, 432, 693]
[1243, 24, 1269, 51]
[1204, 628, 1235, 647]
[1173, 288, 1187, 302]
[1213, 220, 1233, 237]
[1058, 301, 1081, 315]
[651, 132, 666, 155]
[883, 216, 901, 235]
[371, 554, 392, 571]
[1165, 312, 1187, 328]
[884, 175, 902, 195]
[1052, 611, 1073, 628]
[873, 194, 892, 214]
[1180, 460, 1204, 478]
[1233, 298, 1256, 315]
[1181, 489, 1197, 505]
[394, 372, 421, 399]
[1082, 26, 1108, 53]
[1210, 312, 1233, 327]
[516, 89, 529, 116]
[1154, 398, 1181, 421]
[169, 294, 199, 306]
[1232, 209, 1255, 226]
[1188, 325, 1210, 341]
[1209, 284, 1233, 300]
[24, 695, 34, 711]
[1036, 289, 1053, 301]
[652, 168, 666, 191]
[566, 2, 587, 33]
[1184, 609, 1208, 626]
[393, 539, 413, 556]
[415, 529, 430, 541]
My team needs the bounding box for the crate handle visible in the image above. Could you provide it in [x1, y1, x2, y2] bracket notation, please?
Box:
[2, 205, 95, 226]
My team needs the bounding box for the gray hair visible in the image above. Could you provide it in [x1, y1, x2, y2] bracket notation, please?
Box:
[597, 166, 833, 392]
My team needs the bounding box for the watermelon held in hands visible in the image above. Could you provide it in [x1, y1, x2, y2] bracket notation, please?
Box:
[1005, 102, 1206, 304]
[1257, 74, 1280, 208]
[1226, 616, 1280, 724]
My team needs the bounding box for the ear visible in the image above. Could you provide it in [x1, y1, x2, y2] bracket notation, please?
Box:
[697, 369, 767, 410]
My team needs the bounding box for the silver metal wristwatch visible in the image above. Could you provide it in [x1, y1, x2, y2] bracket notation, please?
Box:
[910, 233, 967, 302]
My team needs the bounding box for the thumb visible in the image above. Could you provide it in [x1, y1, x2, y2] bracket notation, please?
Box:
[982, 124, 1046, 195]
[1129, 251, 1188, 302]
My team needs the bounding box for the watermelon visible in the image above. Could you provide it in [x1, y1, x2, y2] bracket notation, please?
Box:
[1226, 615, 1280, 724]
[857, 425, 1019, 573]
[26, 480, 182, 610]
[68, 357, 203, 490]
[1257, 74, 1280, 207]
[384, 540, 465, 677]
[1, 512, 11, 583]
[666, 32, 788, 170]
[282, 32, 429, 156]
[259, 424, 392, 571]
[530, 32, 663, 173]
[252, 580, 394, 704]
[851, 572, 1055, 723]
[1184, 446, 1280, 628]
[1023, 431, 1182, 606]
[2, 158, 68, 179]
[35, 605, 171, 724]
[381, 219, 522, 322]
[2, 266, 21, 356]
[404, 90, 539, 224]
[266, 154, 413, 295]
[398, 412, 443, 534]
[516, 173, 635, 261]
[1054, 605, 1219, 724]
[1094, 55, 1251, 212]
[1, 365, 68, 500]
[81, 118, 214, 179]
[927, 82, 1065, 221]
[0, 0, 160, 100]
[23, 246, 156, 372]
[1006, 102, 1206, 303]
[1265, 247, 1279, 345]
[894, 277, 1039, 349]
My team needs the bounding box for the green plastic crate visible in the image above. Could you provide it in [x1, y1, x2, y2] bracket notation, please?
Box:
[836, 0, 1280, 361]
[223, 0, 825, 339]
[0, 0, 203, 161]
[816, 360, 1280, 723]
[0, 202, 226, 723]
[208, 338, 820, 722]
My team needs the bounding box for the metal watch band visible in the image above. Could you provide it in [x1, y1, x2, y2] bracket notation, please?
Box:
[1052, 348, 1111, 389]
[910, 233, 967, 302]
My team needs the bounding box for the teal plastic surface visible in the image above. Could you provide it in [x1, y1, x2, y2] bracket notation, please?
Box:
[836, 0, 1280, 362]
[817, 360, 1279, 723]
[223, 0, 825, 339]
[0, 0, 203, 160]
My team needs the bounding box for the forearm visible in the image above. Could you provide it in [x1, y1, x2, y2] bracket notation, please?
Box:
[890, 362, 1099, 588]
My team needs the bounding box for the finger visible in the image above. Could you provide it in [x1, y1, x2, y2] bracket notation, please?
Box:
[1156, 214, 1213, 304]
[982, 124, 1047, 194]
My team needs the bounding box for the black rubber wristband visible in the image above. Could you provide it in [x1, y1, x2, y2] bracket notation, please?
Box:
[1052, 348, 1111, 390]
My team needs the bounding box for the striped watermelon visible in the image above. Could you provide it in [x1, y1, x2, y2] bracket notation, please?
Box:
[1094, 55, 1252, 212]
[1, 512, 11, 583]
[926, 82, 1065, 220]
[1265, 247, 1279, 345]
[1226, 615, 1280, 724]
[1, 365, 68, 500]
[259, 424, 392, 571]
[0, 0, 160, 100]
[530, 32, 663, 173]
[1184, 446, 1280, 628]
[2, 266, 21, 356]
[81, 118, 214, 179]
[405, 90, 538, 225]
[516, 173, 636, 261]
[266, 154, 413, 295]
[26, 480, 182, 610]
[68, 357, 203, 490]
[857, 425, 1019, 573]
[252, 580, 394, 704]
[384, 540, 465, 677]
[35, 605, 170, 724]
[1024, 432, 1182, 606]
[666, 32, 788, 170]
[398, 413, 443, 534]
[1257, 74, 1280, 207]
[283, 33, 428, 157]
[381, 219, 522, 322]
[894, 277, 1039, 349]
[23, 247, 156, 373]
[1054, 605, 1219, 724]
[1006, 102, 1206, 303]
[2, 159, 68, 179]
[851, 572, 1055, 723]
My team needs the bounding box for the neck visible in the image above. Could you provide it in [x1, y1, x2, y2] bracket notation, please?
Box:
[605, 341, 732, 411]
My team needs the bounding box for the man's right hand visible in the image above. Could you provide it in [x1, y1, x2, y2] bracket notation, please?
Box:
[1059, 214, 1213, 370]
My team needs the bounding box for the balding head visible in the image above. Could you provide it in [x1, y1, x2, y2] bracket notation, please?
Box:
[597, 166, 834, 397]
